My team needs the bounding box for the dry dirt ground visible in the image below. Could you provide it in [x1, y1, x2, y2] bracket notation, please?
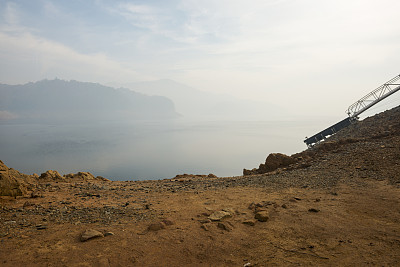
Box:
[1, 107, 400, 266]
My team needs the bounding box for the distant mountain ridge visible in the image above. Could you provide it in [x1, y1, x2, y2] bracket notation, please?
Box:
[113, 79, 288, 121]
[0, 79, 179, 122]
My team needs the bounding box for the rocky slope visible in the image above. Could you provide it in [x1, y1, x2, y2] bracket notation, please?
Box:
[0, 105, 399, 266]
[244, 105, 400, 179]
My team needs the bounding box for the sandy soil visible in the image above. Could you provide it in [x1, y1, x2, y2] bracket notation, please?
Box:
[1, 177, 400, 266]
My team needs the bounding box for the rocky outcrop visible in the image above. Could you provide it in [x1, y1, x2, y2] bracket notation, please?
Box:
[64, 172, 95, 180]
[0, 162, 109, 195]
[39, 171, 110, 182]
[64, 171, 110, 181]
[39, 170, 64, 181]
[0, 160, 37, 197]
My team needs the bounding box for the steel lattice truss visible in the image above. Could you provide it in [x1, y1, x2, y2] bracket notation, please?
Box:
[346, 74, 400, 118]
[304, 73, 400, 147]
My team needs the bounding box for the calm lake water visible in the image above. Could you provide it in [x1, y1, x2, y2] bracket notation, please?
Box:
[0, 120, 320, 180]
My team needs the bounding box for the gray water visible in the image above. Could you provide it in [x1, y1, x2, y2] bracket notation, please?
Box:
[0, 120, 316, 180]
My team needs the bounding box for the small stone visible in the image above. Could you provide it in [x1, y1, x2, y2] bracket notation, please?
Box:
[161, 219, 174, 226]
[222, 208, 236, 216]
[36, 224, 47, 230]
[242, 220, 256, 226]
[104, 232, 114, 237]
[23, 201, 33, 208]
[201, 224, 209, 231]
[308, 208, 320, 213]
[30, 191, 42, 198]
[208, 211, 232, 221]
[255, 211, 269, 222]
[281, 204, 288, 209]
[248, 202, 256, 210]
[217, 222, 233, 232]
[147, 222, 166, 231]
[80, 229, 104, 242]
[199, 219, 211, 224]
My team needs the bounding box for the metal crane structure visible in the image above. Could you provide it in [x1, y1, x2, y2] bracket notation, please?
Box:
[304, 74, 400, 147]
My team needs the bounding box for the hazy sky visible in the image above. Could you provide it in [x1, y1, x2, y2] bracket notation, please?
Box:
[1, 0, 399, 116]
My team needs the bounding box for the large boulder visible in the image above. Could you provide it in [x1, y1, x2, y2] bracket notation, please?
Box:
[243, 153, 297, 175]
[260, 153, 296, 172]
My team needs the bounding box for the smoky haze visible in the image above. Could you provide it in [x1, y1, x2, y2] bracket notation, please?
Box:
[1, 1, 399, 117]
[1, 78, 399, 180]
[1, 1, 400, 179]
[0, 79, 303, 180]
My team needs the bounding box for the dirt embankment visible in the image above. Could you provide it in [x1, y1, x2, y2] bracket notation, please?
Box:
[0, 106, 399, 266]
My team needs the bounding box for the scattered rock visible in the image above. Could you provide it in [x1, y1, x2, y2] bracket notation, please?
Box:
[201, 224, 209, 231]
[23, 201, 33, 208]
[308, 208, 320, 213]
[80, 229, 104, 242]
[242, 220, 256, 226]
[36, 224, 47, 230]
[255, 211, 269, 222]
[147, 222, 166, 231]
[30, 191, 42, 198]
[208, 173, 217, 178]
[217, 222, 233, 231]
[248, 202, 256, 210]
[222, 208, 236, 215]
[161, 219, 174, 226]
[96, 258, 111, 267]
[248, 201, 275, 211]
[208, 210, 232, 221]
[104, 232, 114, 237]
